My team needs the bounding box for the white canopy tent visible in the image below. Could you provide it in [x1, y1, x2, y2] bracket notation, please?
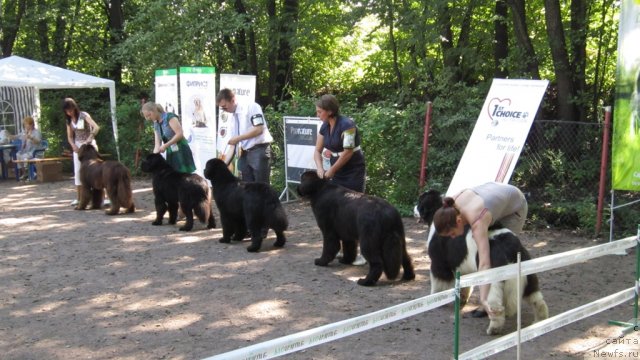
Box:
[0, 55, 119, 159]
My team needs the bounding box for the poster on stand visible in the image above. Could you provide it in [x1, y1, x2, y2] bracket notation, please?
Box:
[179, 66, 217, 177]
[154, 69, 179, 115]
[447, 78, 548, 195]
[612, 0, 640, 191]
[283, 116, 322, 183]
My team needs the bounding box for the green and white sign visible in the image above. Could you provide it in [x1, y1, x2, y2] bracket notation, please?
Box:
[612, 0, 640, 191]
[179, 66, 217, 178]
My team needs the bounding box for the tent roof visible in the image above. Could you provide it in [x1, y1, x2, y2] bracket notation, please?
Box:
[0, 55, 114, 89]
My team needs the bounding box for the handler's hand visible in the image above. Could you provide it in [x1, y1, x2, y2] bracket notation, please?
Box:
[316, 169, 324, 179]
[482, 300, 497, 317]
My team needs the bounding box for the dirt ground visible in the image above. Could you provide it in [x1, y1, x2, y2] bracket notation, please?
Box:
[1, 175, 639, 360]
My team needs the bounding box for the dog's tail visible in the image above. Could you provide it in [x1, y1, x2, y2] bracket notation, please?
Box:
[266, 189, 288, 231]
[381, 212, 405, 280]
[193, 186, 212, 224]
[116, 167, 134, 210]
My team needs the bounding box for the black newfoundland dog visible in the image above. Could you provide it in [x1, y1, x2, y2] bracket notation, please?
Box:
[417, 189, 548, 334]
[77, 144, 135, 215]
[203, 158, 288, 252]
[141, 153, 216, 231]
[296, 171, 415, 286]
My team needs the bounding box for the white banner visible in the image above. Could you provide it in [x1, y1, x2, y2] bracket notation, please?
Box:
[283, 116, 322, 183]
[217, 74, 257, 157]
[447, 78, 548, 195]
[179, 67, 217, 177]
[154, 69, 179, 115]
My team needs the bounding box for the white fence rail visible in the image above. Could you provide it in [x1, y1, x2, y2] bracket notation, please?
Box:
[202, 235, 638, 360]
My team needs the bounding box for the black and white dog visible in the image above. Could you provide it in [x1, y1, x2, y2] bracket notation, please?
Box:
[417, 190, 548, 335]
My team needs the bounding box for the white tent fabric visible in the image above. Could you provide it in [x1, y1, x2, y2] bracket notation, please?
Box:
[0, 55, 119, 159]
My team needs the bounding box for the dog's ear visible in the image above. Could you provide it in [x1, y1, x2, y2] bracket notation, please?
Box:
[417, 189, 442, 225]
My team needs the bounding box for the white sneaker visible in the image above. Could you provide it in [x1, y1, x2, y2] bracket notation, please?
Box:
[352, 253, 367, 266]
[70, 199, 78, 206]
[103, 199, 111, 207]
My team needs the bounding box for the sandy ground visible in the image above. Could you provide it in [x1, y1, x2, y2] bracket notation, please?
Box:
[1, 176, 639, 360]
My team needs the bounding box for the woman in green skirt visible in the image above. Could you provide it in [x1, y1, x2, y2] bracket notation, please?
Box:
[141, 102, 196, 173]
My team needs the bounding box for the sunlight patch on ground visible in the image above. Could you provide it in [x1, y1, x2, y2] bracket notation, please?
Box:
[232, 326, 273, 341]
[0, 215, 46, 226]
[406, 235, 427, 242]
[109, 216, 142, 223]
[166, 256, 196, 264]
[533, 241, 548, 248]
[244, 299, 290, 320]
[175, 235, 204, 244]
[124, 296, 188, 312]
[131, 313, 201, 332]
[122, 279, 151, 291]
[89, 292, 120, 305]
[120, 236, 161, 244]
[106, 260, 127, 268]
[207, 273, 235, 280]
[31, 300, 67, 314]
[132, 187, 153, 194]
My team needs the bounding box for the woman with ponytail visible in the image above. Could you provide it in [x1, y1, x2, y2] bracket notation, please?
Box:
[432, 182, 527, 315]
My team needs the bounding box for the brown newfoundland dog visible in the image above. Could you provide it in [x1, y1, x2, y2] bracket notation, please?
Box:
[203, 158, 288, 252]
[296, 171, 415, 286]
[76, 144, 135, 215]
[141, 153, 215, 231]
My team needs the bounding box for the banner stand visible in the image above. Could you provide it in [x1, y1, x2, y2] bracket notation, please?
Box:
[280, 116, 322, 203]
[279, 186, 299, 203]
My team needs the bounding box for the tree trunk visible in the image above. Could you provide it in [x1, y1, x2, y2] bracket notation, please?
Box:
[494, 0, 509, 78]
[506, 0, 540, 79]
[544, 0, 577, 121]
[387, 0, 402, 90]
[266, 0, 277, 105]
[105, 0, 125, 83]
[274, 0, 299, 102]
[570, 0, 588, 121]
[436, 2, 459, 82]
[0, 0, 28, 57]
[234, 0, 249, 73]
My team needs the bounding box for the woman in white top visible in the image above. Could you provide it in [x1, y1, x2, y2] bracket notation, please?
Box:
[63, 97, 100, 206]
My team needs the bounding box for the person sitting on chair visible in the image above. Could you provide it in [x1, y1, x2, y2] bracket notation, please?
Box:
[12, 116, 43, 180]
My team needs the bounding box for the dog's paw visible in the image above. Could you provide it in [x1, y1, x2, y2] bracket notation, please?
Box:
[246, 244, 260, 252]
[151, 220, 162, 226]
[486, 317, 505, 335]
[179, 226, 192, 231]
[218, 238, 231, 243]
[402, 271, 416, 281]
[338, 257, 352, 265]
[314, 258, 329, 266]
[273, 238, 286, 247]
[357, 278, 376, 286]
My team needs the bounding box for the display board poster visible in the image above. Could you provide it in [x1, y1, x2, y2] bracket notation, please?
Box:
[217, 74, 257, 158]
[283, 116, 322, 183]
[612, 0, 640, 191]
[178, 66, 217, 177]
[447, 78, 548, 195]
[154, 69, 178, 115]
